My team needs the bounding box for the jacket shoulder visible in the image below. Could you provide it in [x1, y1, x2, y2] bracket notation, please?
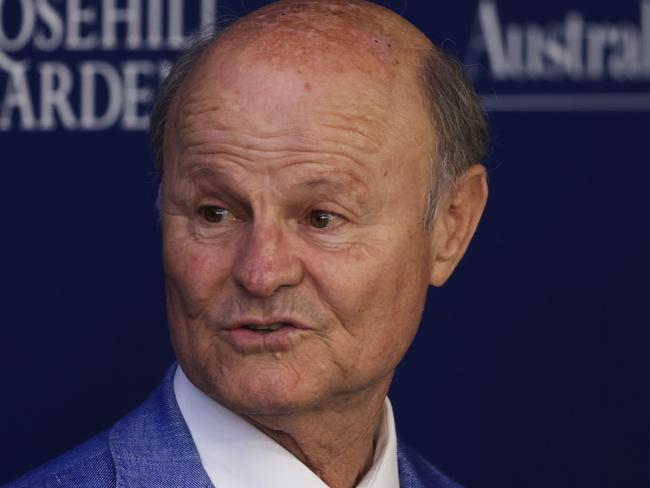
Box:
[397, 443, 463, 488]
[3, 430, 115, 488]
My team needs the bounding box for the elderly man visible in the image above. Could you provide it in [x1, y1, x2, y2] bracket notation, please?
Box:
[7, 1, 488, 487]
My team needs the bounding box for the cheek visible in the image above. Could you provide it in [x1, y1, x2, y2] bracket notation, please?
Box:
[306, 244, 383, 331]
[162, 223, 235, 314]
[312, 230, 429, 311]
[307, 233, 429, 362]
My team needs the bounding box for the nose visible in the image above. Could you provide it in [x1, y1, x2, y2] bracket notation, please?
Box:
[232, 220, 304, 298]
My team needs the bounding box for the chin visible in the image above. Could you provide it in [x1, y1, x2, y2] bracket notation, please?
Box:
[191, 356, 325, 417]
[214, 380, 323, 418]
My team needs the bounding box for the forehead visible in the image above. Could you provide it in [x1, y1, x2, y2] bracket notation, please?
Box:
[172, 57, 391, 154]
[164, 2, 435, 185]
[170, 56, 430, 159]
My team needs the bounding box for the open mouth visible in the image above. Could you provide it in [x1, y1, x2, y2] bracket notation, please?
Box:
[241, 322, 288, 333]
[224, 320, 301, 352]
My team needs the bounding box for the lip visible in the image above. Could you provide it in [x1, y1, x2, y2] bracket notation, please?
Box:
[225, 317, 311, 331]
[219, 317, 310, 353]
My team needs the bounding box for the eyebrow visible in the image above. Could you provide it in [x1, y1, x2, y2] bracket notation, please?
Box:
[303, 177, 363, 196]
[306, 177, 342, 189]
[185, 165, 233, 185]
[181, 164, 371, 210]
[293, 173, 371, 211]
[172, 165, 250, 209]
[182, 165, 246, 198]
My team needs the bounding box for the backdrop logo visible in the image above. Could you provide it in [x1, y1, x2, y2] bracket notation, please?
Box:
[466, 1, 650, 111]
[0, 0, 217, 130]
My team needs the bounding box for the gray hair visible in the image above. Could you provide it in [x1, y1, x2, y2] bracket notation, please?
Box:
[150, 26, 221, 173]
[149, 25, 488, 229]
[420, 48, 489, 227]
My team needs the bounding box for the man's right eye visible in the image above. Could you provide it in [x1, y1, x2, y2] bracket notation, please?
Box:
[200, 206, 230, 223]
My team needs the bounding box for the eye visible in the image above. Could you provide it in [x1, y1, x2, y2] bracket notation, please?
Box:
[200, 206, 230, 223]
[308, 210, 336, 229]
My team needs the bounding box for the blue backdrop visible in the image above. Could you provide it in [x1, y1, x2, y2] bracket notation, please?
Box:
[2, 1, 649, 487]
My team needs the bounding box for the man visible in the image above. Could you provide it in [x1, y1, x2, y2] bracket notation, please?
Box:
[6, 1, 488, 487]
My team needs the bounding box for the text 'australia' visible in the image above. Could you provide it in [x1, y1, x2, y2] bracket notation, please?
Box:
[466, 1, 650, 82]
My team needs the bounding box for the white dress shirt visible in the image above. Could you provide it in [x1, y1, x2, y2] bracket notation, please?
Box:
[173, 366, 399, 488]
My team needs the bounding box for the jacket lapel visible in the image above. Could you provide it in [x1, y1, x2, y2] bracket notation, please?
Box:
[106, 364, 457, 488]
[108, 364, 214, 488]
[397, 443, 462, 488]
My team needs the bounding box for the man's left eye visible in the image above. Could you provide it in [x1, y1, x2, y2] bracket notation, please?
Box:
[200, 206, 230, 223]
[308, 210, 337, 229]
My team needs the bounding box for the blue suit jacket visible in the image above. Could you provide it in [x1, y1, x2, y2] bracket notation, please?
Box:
[5, 365, 462, 488]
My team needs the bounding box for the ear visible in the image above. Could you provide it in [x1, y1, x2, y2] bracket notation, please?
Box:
[429, 165, 488, 287]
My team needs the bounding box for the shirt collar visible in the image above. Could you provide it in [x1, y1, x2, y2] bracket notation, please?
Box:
[173, 366, 399, 488]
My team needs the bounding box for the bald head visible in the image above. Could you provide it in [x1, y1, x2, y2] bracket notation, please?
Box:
[212, 0, 431, 72]
[150, 0, 487, 223]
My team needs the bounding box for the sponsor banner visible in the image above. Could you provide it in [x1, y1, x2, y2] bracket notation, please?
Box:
[466, 1, 650, 111]
[0, 0, 218, 130]
[2, 0, 650, 131]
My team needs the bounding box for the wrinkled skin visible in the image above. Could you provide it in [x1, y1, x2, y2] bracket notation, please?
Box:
[159, 1, 487, 486]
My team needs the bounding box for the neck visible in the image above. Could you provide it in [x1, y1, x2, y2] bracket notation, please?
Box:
[245, 384, 390, 488]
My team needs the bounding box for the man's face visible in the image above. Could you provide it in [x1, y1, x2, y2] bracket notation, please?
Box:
[160, 42, 436, 415]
